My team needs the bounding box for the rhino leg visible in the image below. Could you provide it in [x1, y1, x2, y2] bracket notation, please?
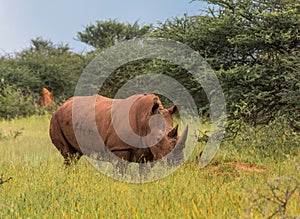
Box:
[50, 116, 82, 166]
[112, 150, 132, 161]
[52, 134, 82, 166]
[111, 150, 132, 175]
[63, 148, 82, 166]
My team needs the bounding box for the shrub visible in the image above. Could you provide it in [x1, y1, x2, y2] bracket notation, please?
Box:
[218, 117, 300, 166]
[0, 80, 38, 120]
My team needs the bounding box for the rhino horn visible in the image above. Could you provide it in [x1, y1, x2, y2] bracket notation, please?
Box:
[167, 125, 188, 165]
[174, 125, 188, 152]
[168, 124, 178, 138]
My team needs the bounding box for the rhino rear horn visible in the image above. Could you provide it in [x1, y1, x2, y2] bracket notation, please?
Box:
[168, 124, 178, 138]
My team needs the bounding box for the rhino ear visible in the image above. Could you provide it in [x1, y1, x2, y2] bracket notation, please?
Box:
[168, 105, 178, 115]
[168, 124, 178, 138]
[151, 101, 160, 115]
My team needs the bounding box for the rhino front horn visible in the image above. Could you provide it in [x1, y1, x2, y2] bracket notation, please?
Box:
[167, 125, 188, 165]
[175, 125, 188, 152]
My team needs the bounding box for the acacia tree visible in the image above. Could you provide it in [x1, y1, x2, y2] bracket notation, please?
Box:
[76, 20, 170, 101]
[204, 0, 300, 125]
[154, 0, 299, 126]
[76, 19, 152, 49]
[76, 18, 209, 111]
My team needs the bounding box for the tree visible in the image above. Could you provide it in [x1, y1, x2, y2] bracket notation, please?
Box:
[0, 37, 87, 101]
[76, 19, 152, 49]
[0, 81, 37, 120]
[154, 0, 300, 125]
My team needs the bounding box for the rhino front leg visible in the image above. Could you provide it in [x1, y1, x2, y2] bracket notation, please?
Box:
[112, 150, 132, 175]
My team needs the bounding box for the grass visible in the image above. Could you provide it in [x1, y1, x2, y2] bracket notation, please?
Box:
[0, 115, 299, 218]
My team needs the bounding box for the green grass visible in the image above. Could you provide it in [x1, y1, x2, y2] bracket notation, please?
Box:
[0, 115, 299, 218]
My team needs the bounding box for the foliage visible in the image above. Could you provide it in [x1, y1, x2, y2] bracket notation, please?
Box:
[76, 19, 153, 49]
[75, 19, 209, 110]
[0, 37, 87, 101]
[0, 1, 299, 217]
[154, 0, 300, 125]
[0, 81, 38, 120]
[94, 58, 208, 112]
[220, 117, 300, 165]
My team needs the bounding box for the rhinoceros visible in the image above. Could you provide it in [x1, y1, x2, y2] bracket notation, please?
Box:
[49, 94, 188, 167]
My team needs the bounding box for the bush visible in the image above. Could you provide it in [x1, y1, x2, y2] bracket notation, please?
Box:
[0, 81, 39, 120]
[221, 117, 300, 165]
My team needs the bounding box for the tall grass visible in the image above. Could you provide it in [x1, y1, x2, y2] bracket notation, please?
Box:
[0, 115, 299, 218]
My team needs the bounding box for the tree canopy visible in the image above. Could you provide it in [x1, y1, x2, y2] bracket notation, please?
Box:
[154, 0, 299, 125]
[76, 19, 153, 49]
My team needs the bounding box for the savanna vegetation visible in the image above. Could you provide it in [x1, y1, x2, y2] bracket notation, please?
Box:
[0, 0, 299, 218]
[0, 116, 299, 218]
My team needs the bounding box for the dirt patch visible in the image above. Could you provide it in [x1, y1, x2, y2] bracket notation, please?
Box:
[207, 162, 266, 179]
[226, 162, 266, 173]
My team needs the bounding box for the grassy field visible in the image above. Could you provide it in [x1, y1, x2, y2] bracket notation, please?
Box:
[0, 115, 299, 218]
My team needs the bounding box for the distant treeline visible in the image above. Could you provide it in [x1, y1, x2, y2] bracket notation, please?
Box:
[0, 0, 299, 129]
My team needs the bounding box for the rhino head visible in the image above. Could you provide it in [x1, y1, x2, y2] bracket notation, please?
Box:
[125, 94, 188, 164]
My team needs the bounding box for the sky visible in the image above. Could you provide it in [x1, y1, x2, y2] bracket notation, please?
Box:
[0, 0, 208, 54]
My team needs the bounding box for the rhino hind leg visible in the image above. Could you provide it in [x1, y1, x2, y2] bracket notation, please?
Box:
[50, 116, 82, 166]
[51, 134, 82, 166]
[63, 148, 82, 166]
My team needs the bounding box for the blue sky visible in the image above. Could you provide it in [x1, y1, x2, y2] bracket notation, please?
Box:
[0, 0, 208, 54]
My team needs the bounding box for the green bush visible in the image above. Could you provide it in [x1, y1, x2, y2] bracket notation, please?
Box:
[0, 81, 39, 120]
[220, 117, 300, 165]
